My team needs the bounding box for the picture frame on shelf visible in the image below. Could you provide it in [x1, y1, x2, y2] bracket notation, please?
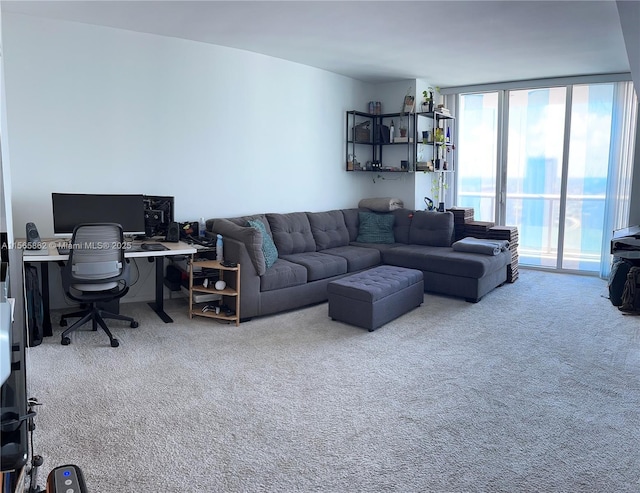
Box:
[403, 95, 415, 113]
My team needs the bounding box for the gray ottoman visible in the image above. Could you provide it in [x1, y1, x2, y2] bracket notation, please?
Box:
[327, 265, 424, 331]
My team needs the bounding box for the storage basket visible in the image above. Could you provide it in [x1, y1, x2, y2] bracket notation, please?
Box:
[352, 122, 370, 143]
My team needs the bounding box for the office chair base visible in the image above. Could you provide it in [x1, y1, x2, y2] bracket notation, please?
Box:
[59, 305, 136, 347]
[61, 335, 119, 347]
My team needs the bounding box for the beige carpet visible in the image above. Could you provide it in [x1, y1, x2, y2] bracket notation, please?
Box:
[25, 269, 640, 492]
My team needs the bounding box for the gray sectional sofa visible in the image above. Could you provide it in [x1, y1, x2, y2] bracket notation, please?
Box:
[208, 208, 511, 320]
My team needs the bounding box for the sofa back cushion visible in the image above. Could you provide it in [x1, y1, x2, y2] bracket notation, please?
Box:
[409, 211, 454, 247]
[307, 210, 350, 250]
[266, 212, 316, 255]
[342, 208, 366, 242]
[228, 214, 274, 236]
[390, 208, 414, 244]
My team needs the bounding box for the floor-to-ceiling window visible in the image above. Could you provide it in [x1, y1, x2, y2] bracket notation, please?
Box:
[457, 93, 499, 220]
[506, 86, 568, 269]
[453, 77, 636, 275]
[562, 84, 614, 271]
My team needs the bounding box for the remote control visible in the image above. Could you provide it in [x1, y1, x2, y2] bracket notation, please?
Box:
[47, 464, 88, 493]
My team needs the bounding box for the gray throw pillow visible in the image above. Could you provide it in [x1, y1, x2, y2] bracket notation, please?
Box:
[247, 219, 278, 268]
[356, 212, 395, 244]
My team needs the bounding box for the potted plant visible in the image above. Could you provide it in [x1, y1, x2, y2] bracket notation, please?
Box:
[431, 174, 449, 212]
[399, 119, 408, 138]
[422, 88, 434, 113]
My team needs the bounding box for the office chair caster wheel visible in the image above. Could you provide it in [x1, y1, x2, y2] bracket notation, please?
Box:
[130, 321, 139, 328]
[111, 338, 120, 348]
[61, 336, 71, 346]
[60, 319, 67, 327]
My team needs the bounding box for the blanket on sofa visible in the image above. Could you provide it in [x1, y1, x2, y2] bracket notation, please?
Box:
[452, 237, 510, 256]
[358, 197, 404, 212]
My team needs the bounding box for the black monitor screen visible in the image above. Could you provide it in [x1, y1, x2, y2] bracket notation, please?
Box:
[52, 193, 146, 236]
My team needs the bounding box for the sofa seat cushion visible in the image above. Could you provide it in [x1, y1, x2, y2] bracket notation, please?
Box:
[267, 212, 316, 254]
[320, 246, 381, 272]
[382, 244, 510, 279]
[350, 241, 401, 254]
[307, 210, 350, 250]
[260, 259, 307, 292]
[281, 252, 348, 281]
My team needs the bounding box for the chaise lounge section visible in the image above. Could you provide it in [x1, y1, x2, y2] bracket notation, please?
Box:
[209, 207, 512, 320]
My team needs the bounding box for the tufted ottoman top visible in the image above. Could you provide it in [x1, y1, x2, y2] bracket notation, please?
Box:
[327, 265, 423, 303]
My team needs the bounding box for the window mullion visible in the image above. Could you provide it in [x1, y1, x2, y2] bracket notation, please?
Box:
[557, 86, 573, 269]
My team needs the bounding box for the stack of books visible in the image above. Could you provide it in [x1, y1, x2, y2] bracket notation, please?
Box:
[487, 226, 519, 282]
[436, 104, 451, 116]
[464, 220, 496, 239]
[448, 207, 475, 241]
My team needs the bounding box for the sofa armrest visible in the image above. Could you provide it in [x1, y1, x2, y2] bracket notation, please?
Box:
[213, 218, 266, 275]
[221, 236, 262, 320]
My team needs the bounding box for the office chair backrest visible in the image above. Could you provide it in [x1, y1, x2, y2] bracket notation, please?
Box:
[65, 223, 128, 292]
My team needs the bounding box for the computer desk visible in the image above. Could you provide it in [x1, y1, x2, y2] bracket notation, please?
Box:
[22, 239, 197, 335]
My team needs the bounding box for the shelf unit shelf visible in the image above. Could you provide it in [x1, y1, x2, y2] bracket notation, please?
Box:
[346, 110, 416, 172]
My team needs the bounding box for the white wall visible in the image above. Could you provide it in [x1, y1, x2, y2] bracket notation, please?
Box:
[1, 13, 381, 238]
[0, 13, 385, 306]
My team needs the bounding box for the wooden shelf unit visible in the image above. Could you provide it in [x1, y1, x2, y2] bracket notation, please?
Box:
[188, 259, 240, 326]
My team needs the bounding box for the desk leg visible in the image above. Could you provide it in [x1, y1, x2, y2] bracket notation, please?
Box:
[147, 256, 173, 323]
[40, 263, 53, 337]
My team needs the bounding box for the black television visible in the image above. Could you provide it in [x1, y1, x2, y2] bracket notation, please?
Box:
[52, 193, 146, 237]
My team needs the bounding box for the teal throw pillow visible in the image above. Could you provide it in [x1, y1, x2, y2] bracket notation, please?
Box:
[356, 212, 395, 244]
[247, 219, 278, 268]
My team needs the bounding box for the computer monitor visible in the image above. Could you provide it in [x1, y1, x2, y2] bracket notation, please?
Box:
[52, 193, 146, 237]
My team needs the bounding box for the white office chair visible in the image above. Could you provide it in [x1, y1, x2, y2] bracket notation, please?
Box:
[59, 223, 138, 347]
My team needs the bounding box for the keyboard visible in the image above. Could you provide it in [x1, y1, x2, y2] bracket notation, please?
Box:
[141, 243, 168, 251]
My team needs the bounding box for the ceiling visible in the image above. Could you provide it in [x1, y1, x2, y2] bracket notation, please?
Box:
[1, 0, 635, 88]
